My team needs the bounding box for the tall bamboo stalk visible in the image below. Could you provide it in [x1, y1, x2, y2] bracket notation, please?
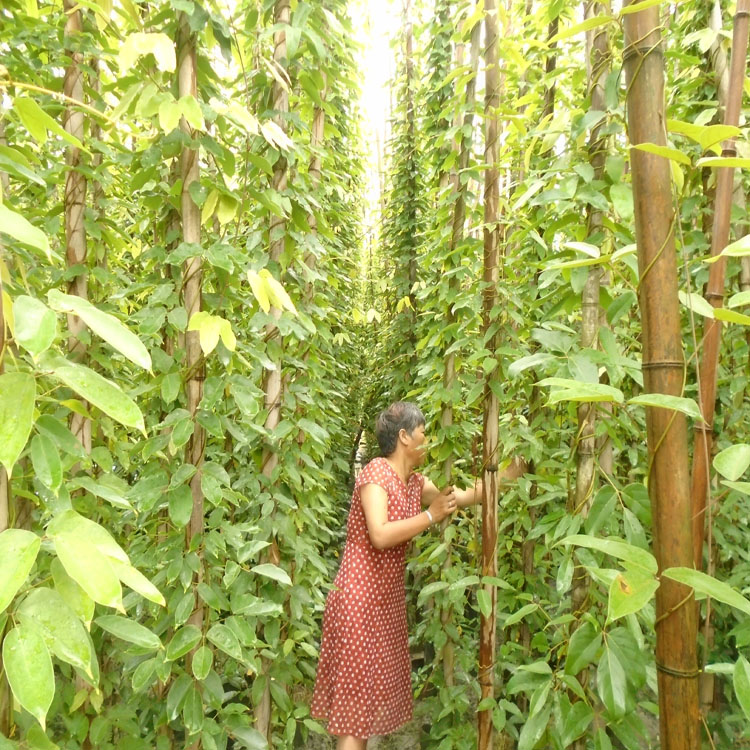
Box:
[404, 0, 418, 332]
[478, 1, 500, 746]
[691, 0, 750, 571]
[0, 245, 8, 737]
[624, 4, 700, 748]
[63, 0, 91, 455]
[255, 1, 290, 740]
[437, 23, 480, 687]
[177, 16, 205, 737]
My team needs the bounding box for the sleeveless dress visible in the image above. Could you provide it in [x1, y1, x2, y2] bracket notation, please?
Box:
[310, 457, 425, 739]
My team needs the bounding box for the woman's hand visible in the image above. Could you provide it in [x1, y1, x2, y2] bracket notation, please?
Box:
[428, 485, 458, 523]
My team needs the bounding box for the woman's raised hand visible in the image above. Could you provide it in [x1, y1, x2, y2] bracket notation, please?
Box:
[428, 485, 458, 523]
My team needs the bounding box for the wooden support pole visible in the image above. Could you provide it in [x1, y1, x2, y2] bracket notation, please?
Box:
[690, 0, 750, 570]
[623, 3, 700, 748]
[478, 0, 500, 746]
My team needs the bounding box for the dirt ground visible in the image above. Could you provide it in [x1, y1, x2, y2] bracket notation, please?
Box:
[304, 716, 422, 749]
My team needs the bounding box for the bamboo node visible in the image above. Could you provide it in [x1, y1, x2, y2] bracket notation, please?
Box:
[641, 360, 683, 370]
[622, 43, 664, 65]
[705, 292, 723, 301]
[693, 422, 713, 434]
[655, 661, 700, 679]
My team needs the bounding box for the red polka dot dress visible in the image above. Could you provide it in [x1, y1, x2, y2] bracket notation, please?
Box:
[311, 457, 425, 740]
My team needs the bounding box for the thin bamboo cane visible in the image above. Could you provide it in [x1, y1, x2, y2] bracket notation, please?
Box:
[255, 1, 290, 740]
[177, 17, 205, 745]
[691, 0, 750, 571]
[624, 3, 700, 748]
[478, 0, 500, 746]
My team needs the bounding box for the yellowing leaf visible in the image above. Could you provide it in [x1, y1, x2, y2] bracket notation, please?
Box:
[179, 95, 204, 131]
[216, 195, 238, 225]
[158, 98, 181, 133]
[247, 270, 271, 313]
[260, 120, 294, 151]
[187, 312, 235, 355]
[260, 269, 297, 314]
[119, 32, 176, 73]
[201, 190, 219, 225]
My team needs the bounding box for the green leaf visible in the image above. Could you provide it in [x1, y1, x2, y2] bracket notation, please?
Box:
[714, 307, 750, 325]
[251, 563, 292, 586]
[678, 290, 715, 319]
[231, 727, 268, 750]
[631, 143, 691, 165]
[517, 703, 551, 750]
[476, 589, 492, 618]
[158, 99, 182, 133]
[713, 444, 750, 481]
[30, 435, 62, 491]
[508, 353, 557, 378]
[728, 290, 750, 308]
[707, 233, 750, 263]
[503, 602, 538, 627]
[0, 372, 36, 475]
[556, 555, 574, 594]
[206, 623, 243, 661]
[169, 485, 194, 528]
[627, 393, 703, 421]
[43, 353, 145, 432]
[667, 120, 740, 152]
[559, 534, 658, 575]
[119, 32, 176, 72]
[696, 156, 750, 169]
[0, 529, 41, 613]
[597, 641, 628, 717]
[417, 581, 449, 606]
[16, 587, 94, 679]
[734, 656, 750, 721]
[13, 296, 57, 355]
[3, 625, 54, 729]
[620, 0, 667, 15]
[565, 622, 602, 675]
[550, 15, 613, 42]
[13, 97, 84, 151]
[132, 658, 157, 693]
[70, 475, 132, 510]
[47, 290, 152, 370]
[537, 378, 624, 404]
[609, 183, 633, 219]
[51, 557, 94, 626]
[179, 95, 205, 131]
[96, 615, 162, 651]
[607, 569, 659, 621]
[166, 625, 202, 660]
[53, 534, 123, 611]
[108, 559, 166, 607]
[192, 645, 213, 680]
[661, 567, 750, 616]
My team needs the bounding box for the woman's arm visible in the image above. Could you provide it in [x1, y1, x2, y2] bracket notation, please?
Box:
[424, 456, 528, 508]
[361, 483, 456, 550]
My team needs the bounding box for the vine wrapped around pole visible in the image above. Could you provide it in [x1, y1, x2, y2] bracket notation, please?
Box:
[478, 0, 500, 746]
[623, 2, 699, 748]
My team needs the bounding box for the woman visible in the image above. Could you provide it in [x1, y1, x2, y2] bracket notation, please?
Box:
[310, 401, 523, 749]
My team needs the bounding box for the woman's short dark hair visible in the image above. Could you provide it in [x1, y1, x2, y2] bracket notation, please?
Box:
[375, 402, 425, 456]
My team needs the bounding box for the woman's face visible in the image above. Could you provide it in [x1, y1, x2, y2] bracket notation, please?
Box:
[405, 424, 427, 466]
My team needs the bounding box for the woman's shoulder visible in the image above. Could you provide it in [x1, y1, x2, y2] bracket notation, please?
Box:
[357, 457, 390, 487]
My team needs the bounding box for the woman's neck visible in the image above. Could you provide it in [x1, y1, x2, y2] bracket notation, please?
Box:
[384, 454, 412, 485]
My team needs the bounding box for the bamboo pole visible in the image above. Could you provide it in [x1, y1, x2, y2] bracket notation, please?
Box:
[0, 243, 8, 738]
[623, 4, 700, 748]
[255, 1, 290, 740]
[404, 0, 418, 335]
[437, 25, 481, 687]
[63, 0, 91, 456]
[177, 17, 205, 744]
[478, 0, 500, 746]
[690, 0, 750, 571]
